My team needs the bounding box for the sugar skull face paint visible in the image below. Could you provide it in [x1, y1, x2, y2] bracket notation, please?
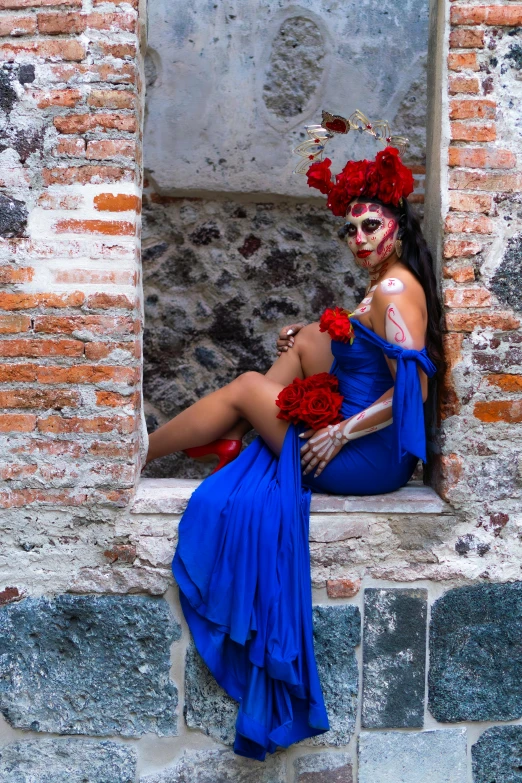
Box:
[343, 200, 400, 271]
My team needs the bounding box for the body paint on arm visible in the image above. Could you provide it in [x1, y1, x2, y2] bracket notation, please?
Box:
[385, 303, 414, 348]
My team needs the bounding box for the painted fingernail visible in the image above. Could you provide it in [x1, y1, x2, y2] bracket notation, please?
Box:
[287, 329, 293, 335]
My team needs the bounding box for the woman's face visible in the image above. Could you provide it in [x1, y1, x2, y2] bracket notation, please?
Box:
[343, 200, 400, 270]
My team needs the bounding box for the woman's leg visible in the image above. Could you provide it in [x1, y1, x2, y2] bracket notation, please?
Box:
[146, 372, 290, 463]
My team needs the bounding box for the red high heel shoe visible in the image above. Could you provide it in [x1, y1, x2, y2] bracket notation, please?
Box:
[184, 439, 242, 474]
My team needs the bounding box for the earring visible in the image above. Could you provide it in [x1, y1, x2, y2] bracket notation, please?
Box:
[395, 239, 403, 259]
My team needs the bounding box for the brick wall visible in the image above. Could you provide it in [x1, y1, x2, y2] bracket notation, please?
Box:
[435, 1, 522, 518]
[0, 0, 144, 509]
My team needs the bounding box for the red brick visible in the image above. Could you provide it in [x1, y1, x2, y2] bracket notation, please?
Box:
[448, 51, 479, 71]
[0, 266, 33, 284]
[55, 137, 86, 157]
[91, 62, 135, 84]
[92, 488, 134, 507]
[95, 390, 137, 407]
[449, 28, 485, 49]
[54, 113, 136, 134]
[0, 0, 81, 7]
[326, 578, 361, 598]
[451, 5, 522, 26]
[450, 99, 496, 120]
[37, 364, 135, 384]
[10, 439, 83, 457]
[487, 374, 522, 393]
[443, 264, 475, 282]
[87, 89, 135, 109]
[0, 587, 22, 605]
[85, 11, 136, 31]
[88, 441, 130, 458]
[37, 11, 86, 33]
[0, 338, 84, 357]
[84, 340, 140, 360]
[443, 239, 483, 258]
[43, 167, 133, 186]
[445, 311, 520, 331]
[86, 292, 135, 310]
[431, 453, 464, 500]
[449, 192, 493, 213]
[33, 89, 82, 109]
[444, 215, 494, 234]
[54, 218, 135, 236]
[37, 415, 135, 434]
[448, 147, 516, 169]
[51, 269, 134, 286]
[96, 41, 136, 58]
[86, 139, 135, 160]
[0, 414, 36, 432]
[0, 314, 31, 333]
[449, 74, 480, 94]
[0, 489, 88, 508]
[0, 39, 85, 61]
[0, 463, 38, 480]
[450, 121, 496, 142]
[104, 543, 136, 563]
[34, 314, 137, 336]
[0, 14, 36, 35]
[444, 287, 491, 307]
[0, 291, 84, 310]
[474, 400, 522, 423]
[0, 389, 79, 409]
[49, 62, 135, 85]
[449, 169, 522, 192]
[93, 0, 137, 6]
[37, 192, 82, 210]
[0, 363, 37, 381]
[93, 193, 140, 212]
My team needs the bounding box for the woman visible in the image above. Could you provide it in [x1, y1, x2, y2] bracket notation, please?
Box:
[144, 146, 442, 760]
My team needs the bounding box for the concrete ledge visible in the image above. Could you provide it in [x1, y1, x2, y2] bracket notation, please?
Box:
[131, 478, 448, 516]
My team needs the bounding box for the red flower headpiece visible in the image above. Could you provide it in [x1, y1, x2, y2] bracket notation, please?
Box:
[306, 147, 414, 217]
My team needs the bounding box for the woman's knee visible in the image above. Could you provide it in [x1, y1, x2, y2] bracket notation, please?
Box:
[230, 371, 263, 405]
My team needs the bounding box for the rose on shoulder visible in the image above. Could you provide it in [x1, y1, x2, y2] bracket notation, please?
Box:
[319, 307, 355, 344]
[276, 373, 343, 430]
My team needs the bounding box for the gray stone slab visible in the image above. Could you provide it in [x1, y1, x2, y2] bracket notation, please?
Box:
[472, 726, 522, 783]
[0, 595, 181, 736]
[311, 605, 361, 746]
[362, 588, 427, 728]
[140, 748, 285, 783]
[294, 752, 353, 783]
[428, 582, 522, 722]
[184, 641, 238, 745]
[0, 739, 137, 783]
[358, 729, 467, 783]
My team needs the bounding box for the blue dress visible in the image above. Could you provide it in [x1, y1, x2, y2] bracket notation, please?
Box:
[172, 319, 436, 761]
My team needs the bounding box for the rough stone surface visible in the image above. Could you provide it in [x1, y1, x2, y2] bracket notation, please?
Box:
[491, 235, 522, 313]
[140, 749, 286, 783]
[141, 197, 368, 479]
[0, 193, 27, 238]
[358, 729, 467, 783]
[0, 739, 137, 783]
[362, 588, 427, 728]
[429, 582, 522, 722]
[294, 752, 353, 783]
[310, 605, 360, 746]
[184, 641, 238, 745]
[0, 595, 180, 736]
[144, 0, 428, 195]
[472, 726, 522, 783]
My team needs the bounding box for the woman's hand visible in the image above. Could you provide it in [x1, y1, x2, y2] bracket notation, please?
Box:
[276, 322, 306, 356]
[299, 423, 346, 478]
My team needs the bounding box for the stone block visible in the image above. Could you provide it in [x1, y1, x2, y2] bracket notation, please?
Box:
[429, 582, 522, 722]
[311, 605, 360, 746]
[140, 748, 285, 782]
[0, 595, 180, 736]
[294, 752, 353, 782]
[0, 739, 137, 783]
[145, 0, 428, 196]
[0, 193, 27, 238]
[358, 729, 467, 783]
[472, 726, 522, 783]
[184, 641, 238, 744]
[362, 588, 427, 728]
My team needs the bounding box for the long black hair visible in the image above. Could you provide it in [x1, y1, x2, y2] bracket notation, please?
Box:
[338, 197, 444, 376]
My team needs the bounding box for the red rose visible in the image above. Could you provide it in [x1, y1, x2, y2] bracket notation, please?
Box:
[366, 146, 414, 206]
[319, 307, 355, 343]
[299, 387, 344, 430]
[337, 159, 370, 202]
[326, 183, 351, 217]
[303, 372, 339, 392]
[307, 158, 333, 195]
[275, 376, 307, 423]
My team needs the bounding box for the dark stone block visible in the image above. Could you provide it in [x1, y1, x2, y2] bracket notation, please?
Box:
[362, 588, 427, 728]
[294, 752, 353, 782]
[491, 235, 522, 313]
[18, 64, 35, 84]
[140, 748, 285, 782]
[0, 194, 28, 238]
[312, 605, 361, 745]
[429, 582, 522, 722]
[0, 67, 17, 115]
[472, 726, 522, 783]
[184, 641, 237, 745]
[0, 739, 137, 783]
[0, 595, 181, 736]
